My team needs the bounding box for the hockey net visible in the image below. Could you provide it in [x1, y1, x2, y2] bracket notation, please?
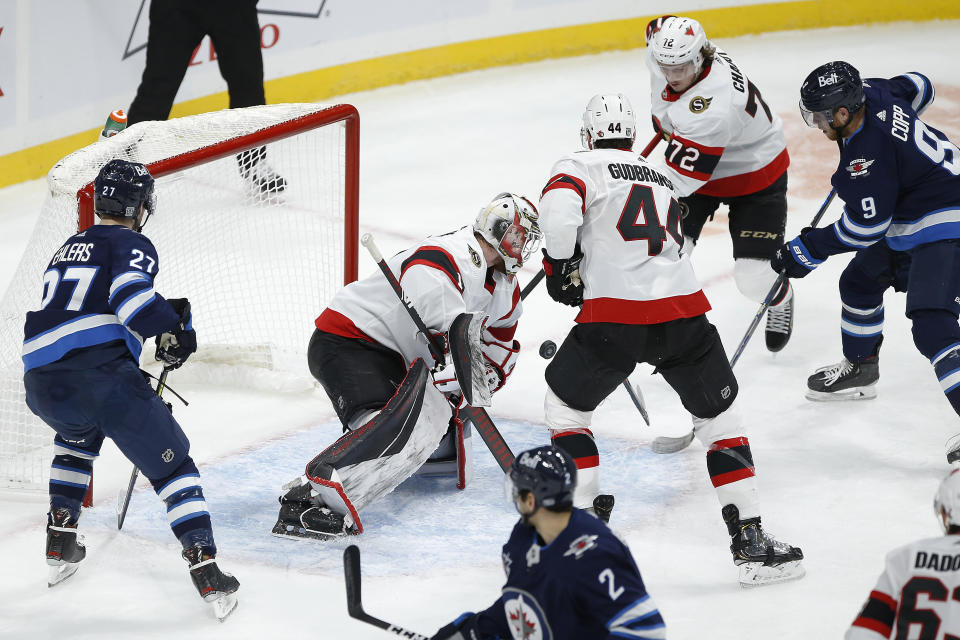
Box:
[0, 103, 359, 490]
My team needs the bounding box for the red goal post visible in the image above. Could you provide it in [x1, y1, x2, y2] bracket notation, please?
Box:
[0, 103, 360, 491]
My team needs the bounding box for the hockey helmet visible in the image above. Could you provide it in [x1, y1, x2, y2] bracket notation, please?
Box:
[648, 17, 708, 88]
[935, 469, 960, 532]
[799, 61, 865, 129]
[581, 93, 636, 150]
[94, 159, 156, 231]
[506, 445, 576, 512]
[474, 193, 541, 275]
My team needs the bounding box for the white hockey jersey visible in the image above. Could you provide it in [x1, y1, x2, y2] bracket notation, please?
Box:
[539, 147, 710, 324]
[648, 47, 789, 198]
[847, 534, 960, 639]
[315, 226, 522, 366]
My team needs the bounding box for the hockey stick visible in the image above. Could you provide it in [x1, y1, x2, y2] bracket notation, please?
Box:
[344, 545, 430, 639]
[651, 187, 839, 454]
[361, 233, 516, 471]
[117, 366, 174, 529]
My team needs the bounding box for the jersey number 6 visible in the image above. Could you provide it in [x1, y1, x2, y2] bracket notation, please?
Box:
[616, 184, 685, 256]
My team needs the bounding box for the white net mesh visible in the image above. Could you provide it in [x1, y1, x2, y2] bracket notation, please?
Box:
[0, 103, 357, 489]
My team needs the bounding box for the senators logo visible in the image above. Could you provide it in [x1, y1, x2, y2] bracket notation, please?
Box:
[689, 96, 713, 113]
[468, 246, 481, 268]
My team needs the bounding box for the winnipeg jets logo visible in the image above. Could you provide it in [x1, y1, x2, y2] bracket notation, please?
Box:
[846, 158, 875, 178]
[502, 551, 513, 577]
[563, 534, 598, 559]
[689, 96, 713, 113]
[503, 589, 552, 640]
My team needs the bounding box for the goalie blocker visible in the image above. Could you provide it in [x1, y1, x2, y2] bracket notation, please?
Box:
[272, 359, 457, 539]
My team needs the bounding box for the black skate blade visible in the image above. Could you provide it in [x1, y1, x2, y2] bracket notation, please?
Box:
[47, 562, 79, 587]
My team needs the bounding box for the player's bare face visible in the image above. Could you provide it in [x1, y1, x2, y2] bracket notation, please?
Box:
[659, 61, 698, 92]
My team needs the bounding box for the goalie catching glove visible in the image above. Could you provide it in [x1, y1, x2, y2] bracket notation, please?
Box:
[154, 298, 197, 369]
[542, 247, 584, 307]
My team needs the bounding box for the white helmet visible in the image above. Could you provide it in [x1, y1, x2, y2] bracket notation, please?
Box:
[580, 93, 636, 150]
[474, 193, 541, 275]
[935, 469, 960, 532]
[649, 16, 707, 70]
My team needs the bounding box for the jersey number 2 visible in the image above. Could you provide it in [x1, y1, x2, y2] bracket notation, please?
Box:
[598, 568, 625, 602]
[616, 184, 684, 256]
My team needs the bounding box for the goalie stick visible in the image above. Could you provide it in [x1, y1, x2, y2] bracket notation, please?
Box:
[344, 544, 430, 640]
[361, 233, 516, 471]
[651, 186, 839, 454]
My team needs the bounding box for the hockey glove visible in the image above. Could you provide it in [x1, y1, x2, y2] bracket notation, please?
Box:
[481, 330, 520, 394]
[432, 612, 482, 640]
[430, 334, 467, 409]
[771, 229, 825, 279]
[154, 298, 197, 369]
[542, 248, 584, 307]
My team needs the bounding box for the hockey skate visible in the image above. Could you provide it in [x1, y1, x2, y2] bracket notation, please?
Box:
[806, 357, 878, 401]
[723, 505, 804, 588]
[589, 494, 616, 524]
[46, 508, 85, 587]
[182, 545, 239, 621]
[271, 478, 356, 540]
[765, 296, 794, 352]
[947, 434, 960, 465]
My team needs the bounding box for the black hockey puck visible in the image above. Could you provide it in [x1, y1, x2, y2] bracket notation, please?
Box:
[539, 340, 557, 359]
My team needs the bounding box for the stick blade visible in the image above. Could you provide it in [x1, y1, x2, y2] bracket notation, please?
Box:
[651, 430, 695, 454]
[343, 544, 364, 618]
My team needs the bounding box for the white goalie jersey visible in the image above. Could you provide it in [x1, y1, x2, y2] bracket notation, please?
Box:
[315, 226, 522, 366]
[648, 47, 789, 198]
[539, 148, 710, 324]
[847, 534, 960, 639]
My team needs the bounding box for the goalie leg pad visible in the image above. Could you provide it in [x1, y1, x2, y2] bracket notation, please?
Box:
[304, 358, 452, 527]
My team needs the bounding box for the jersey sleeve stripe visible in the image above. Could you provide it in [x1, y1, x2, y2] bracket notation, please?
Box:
[400, 247, 463, 292]
[487, 323, 517, 343]
[850, 590, 896, 637]
[108, 271, 150, 303]
[542, 174, 587, 214]
[664, 135, 723, 181]
[904, 72, 934, 113]
[832, 222, 878, 249]
[116, 288, 156, 325]
[840, 208, 891, 237]
[496, 282, 521, 322]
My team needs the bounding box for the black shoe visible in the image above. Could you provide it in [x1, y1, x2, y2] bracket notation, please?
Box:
[591, 494, 615, 524]
[723, 505, 803, 567]
[271, 480, 353, 539]
[46, 508, 85, 565]
[182, 545, 239, 602]
[806, 357, 878, 401]
[765, 296, 793, 352]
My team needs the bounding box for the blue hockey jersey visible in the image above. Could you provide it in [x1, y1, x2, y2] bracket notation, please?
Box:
[804, 72, 960, 255]
[472, 509, 665, 640]
[22, 224, 180, 372]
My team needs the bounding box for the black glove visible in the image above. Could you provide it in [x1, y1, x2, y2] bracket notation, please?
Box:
[432, 612, 481, 640]
[770, 228, 826, 279]
[542, 248, 584, 307]
[154, 298, 197, 370]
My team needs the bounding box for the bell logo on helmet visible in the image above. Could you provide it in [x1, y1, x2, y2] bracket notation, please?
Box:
[519, 451, 540, 469]
[818, 72, 839, 87]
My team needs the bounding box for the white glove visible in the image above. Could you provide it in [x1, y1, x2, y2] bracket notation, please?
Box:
[432, 351, 465, 410]
[481, 331, 520, 394]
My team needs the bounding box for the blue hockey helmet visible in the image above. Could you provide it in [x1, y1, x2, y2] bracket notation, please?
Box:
[507, 445, 576, 511]
[94, 159, 156, 230]
[799, 61, 865, 129]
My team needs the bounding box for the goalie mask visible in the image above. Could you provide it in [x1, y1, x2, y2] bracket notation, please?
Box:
[94, 159, 157, 232]
[935, 469, 960, 533]
[648, 16, 708, 92]
[474, 193, 542, 275]
[580, 93, 636, 150]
